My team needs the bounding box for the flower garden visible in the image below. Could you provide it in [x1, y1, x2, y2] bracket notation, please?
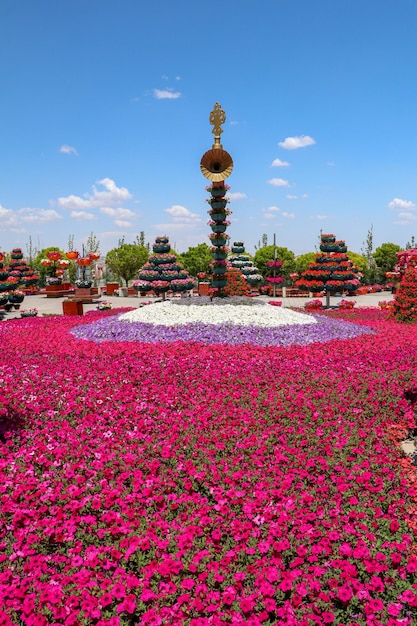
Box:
[1, 302, 417, 625]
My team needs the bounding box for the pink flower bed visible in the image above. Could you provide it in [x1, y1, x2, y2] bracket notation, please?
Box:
[0, 309, 417, 624]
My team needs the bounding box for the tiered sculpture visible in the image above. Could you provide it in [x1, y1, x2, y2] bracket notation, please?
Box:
[200, 103, 234, 297]
[296, 233, 360, 307]
[229, 241, 263, 289]
[135, 236, 195, 300]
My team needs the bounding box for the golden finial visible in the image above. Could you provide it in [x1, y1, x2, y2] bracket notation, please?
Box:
[209, 102, 226, 149]
[200, 103, 233, 181]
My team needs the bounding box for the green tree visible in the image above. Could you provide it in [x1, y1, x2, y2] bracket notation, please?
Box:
[254, 233, 268, 251]
[85, 231, 100, 254]
[254, 245, 296, 282]
[373, 243, 402, 280]
[294, 252, 316, 274]
[179, 243, 212, 277]
[406, 235, 416, 250]
[25, 236, 39, 269]
[105, 244, 149, 287]
[361, 225, 378, 284]
[347, 251, 368, 276]
[33, 247, 66, 286]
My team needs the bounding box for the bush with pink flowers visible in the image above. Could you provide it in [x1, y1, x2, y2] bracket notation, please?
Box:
[0, 308, 417, 624]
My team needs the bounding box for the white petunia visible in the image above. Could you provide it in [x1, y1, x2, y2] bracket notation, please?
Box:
[119, 301, 316, 328]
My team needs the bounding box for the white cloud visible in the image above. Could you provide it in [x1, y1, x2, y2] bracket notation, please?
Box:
[100, 207, 136, 219]
[227, 192, 246, 201]
[267, 178, 290, 187]
[286, 193, 308, 200]
[165, 205, 201, 224]
[393, 212, 417, 224]
[0, 205, 62, 230]
[115, 219, 132, 228]
[58, 178, 132, 211]
[281, 212, 295, 219]
[60, 144, 78, 156]
[278, 135, 316, 150]
[153, 89, 182, 100]
[311, 214, 329, 220]
[20, 208, 62, 223]
[71, 211, 95, 221]
[388, 197, 417, 211]
[263, 206, 280, 219]
[271, 158, 290, 167]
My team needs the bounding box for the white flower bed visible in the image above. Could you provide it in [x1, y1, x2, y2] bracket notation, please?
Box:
[120, 300, 316, 328]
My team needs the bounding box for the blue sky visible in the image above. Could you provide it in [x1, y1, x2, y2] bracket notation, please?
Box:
[1, 0, 417, 257]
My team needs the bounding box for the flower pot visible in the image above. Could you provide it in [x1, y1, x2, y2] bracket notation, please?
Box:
[153, 244, 170, 253]
[212, 267, 227, 275]
[13, 304, 21, 310]
[209, 212, 227, 222]
[198, 282, 210, 296]
[211, 223, 227, 234]
[63, 300, 83, 316]
[211, 251, 227, 260]
[106, 282, 119, 295]
[210, 200, 228, 209]
[210, 237, 228, 247]
[8, 295, 24, 303]
[210, 187, 227, 198]
[212, 279, 227, 289]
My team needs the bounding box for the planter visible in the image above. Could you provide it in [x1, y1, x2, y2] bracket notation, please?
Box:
[212, 279, 227, 289]
[212, 267, 227, 275]
[13, 304, 21, 310]
[210, 187, 227, 198]
[152, 244, 170, 253]
[231, 246, 244, 254]
[45, 284, 63, 293]
[198, 282, 210, 296]
[8, 295, 24, 303]
[211, 223, 227, 234]
[209, 200, 228, 209]
[209, 212, 227, 222]
[21, 312, 38, 318]
[0, 297, 8, 307]
[62, 300, 83, 316]
[211, 251, 227, 261]
[210, 237, 228, 247]
[171, 284, 192, 292]
[106, 282, 119, 296]
[74, 287, 92, 297]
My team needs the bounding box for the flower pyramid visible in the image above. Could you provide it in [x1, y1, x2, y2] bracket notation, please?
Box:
[296, 233, 360, 294]
[135, 236, 195, 299]
[392, 266, 417, 323]
[229, 241, 263, 288]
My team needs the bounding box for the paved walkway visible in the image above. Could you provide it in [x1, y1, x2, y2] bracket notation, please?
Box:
[0, 290, 395, 321]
